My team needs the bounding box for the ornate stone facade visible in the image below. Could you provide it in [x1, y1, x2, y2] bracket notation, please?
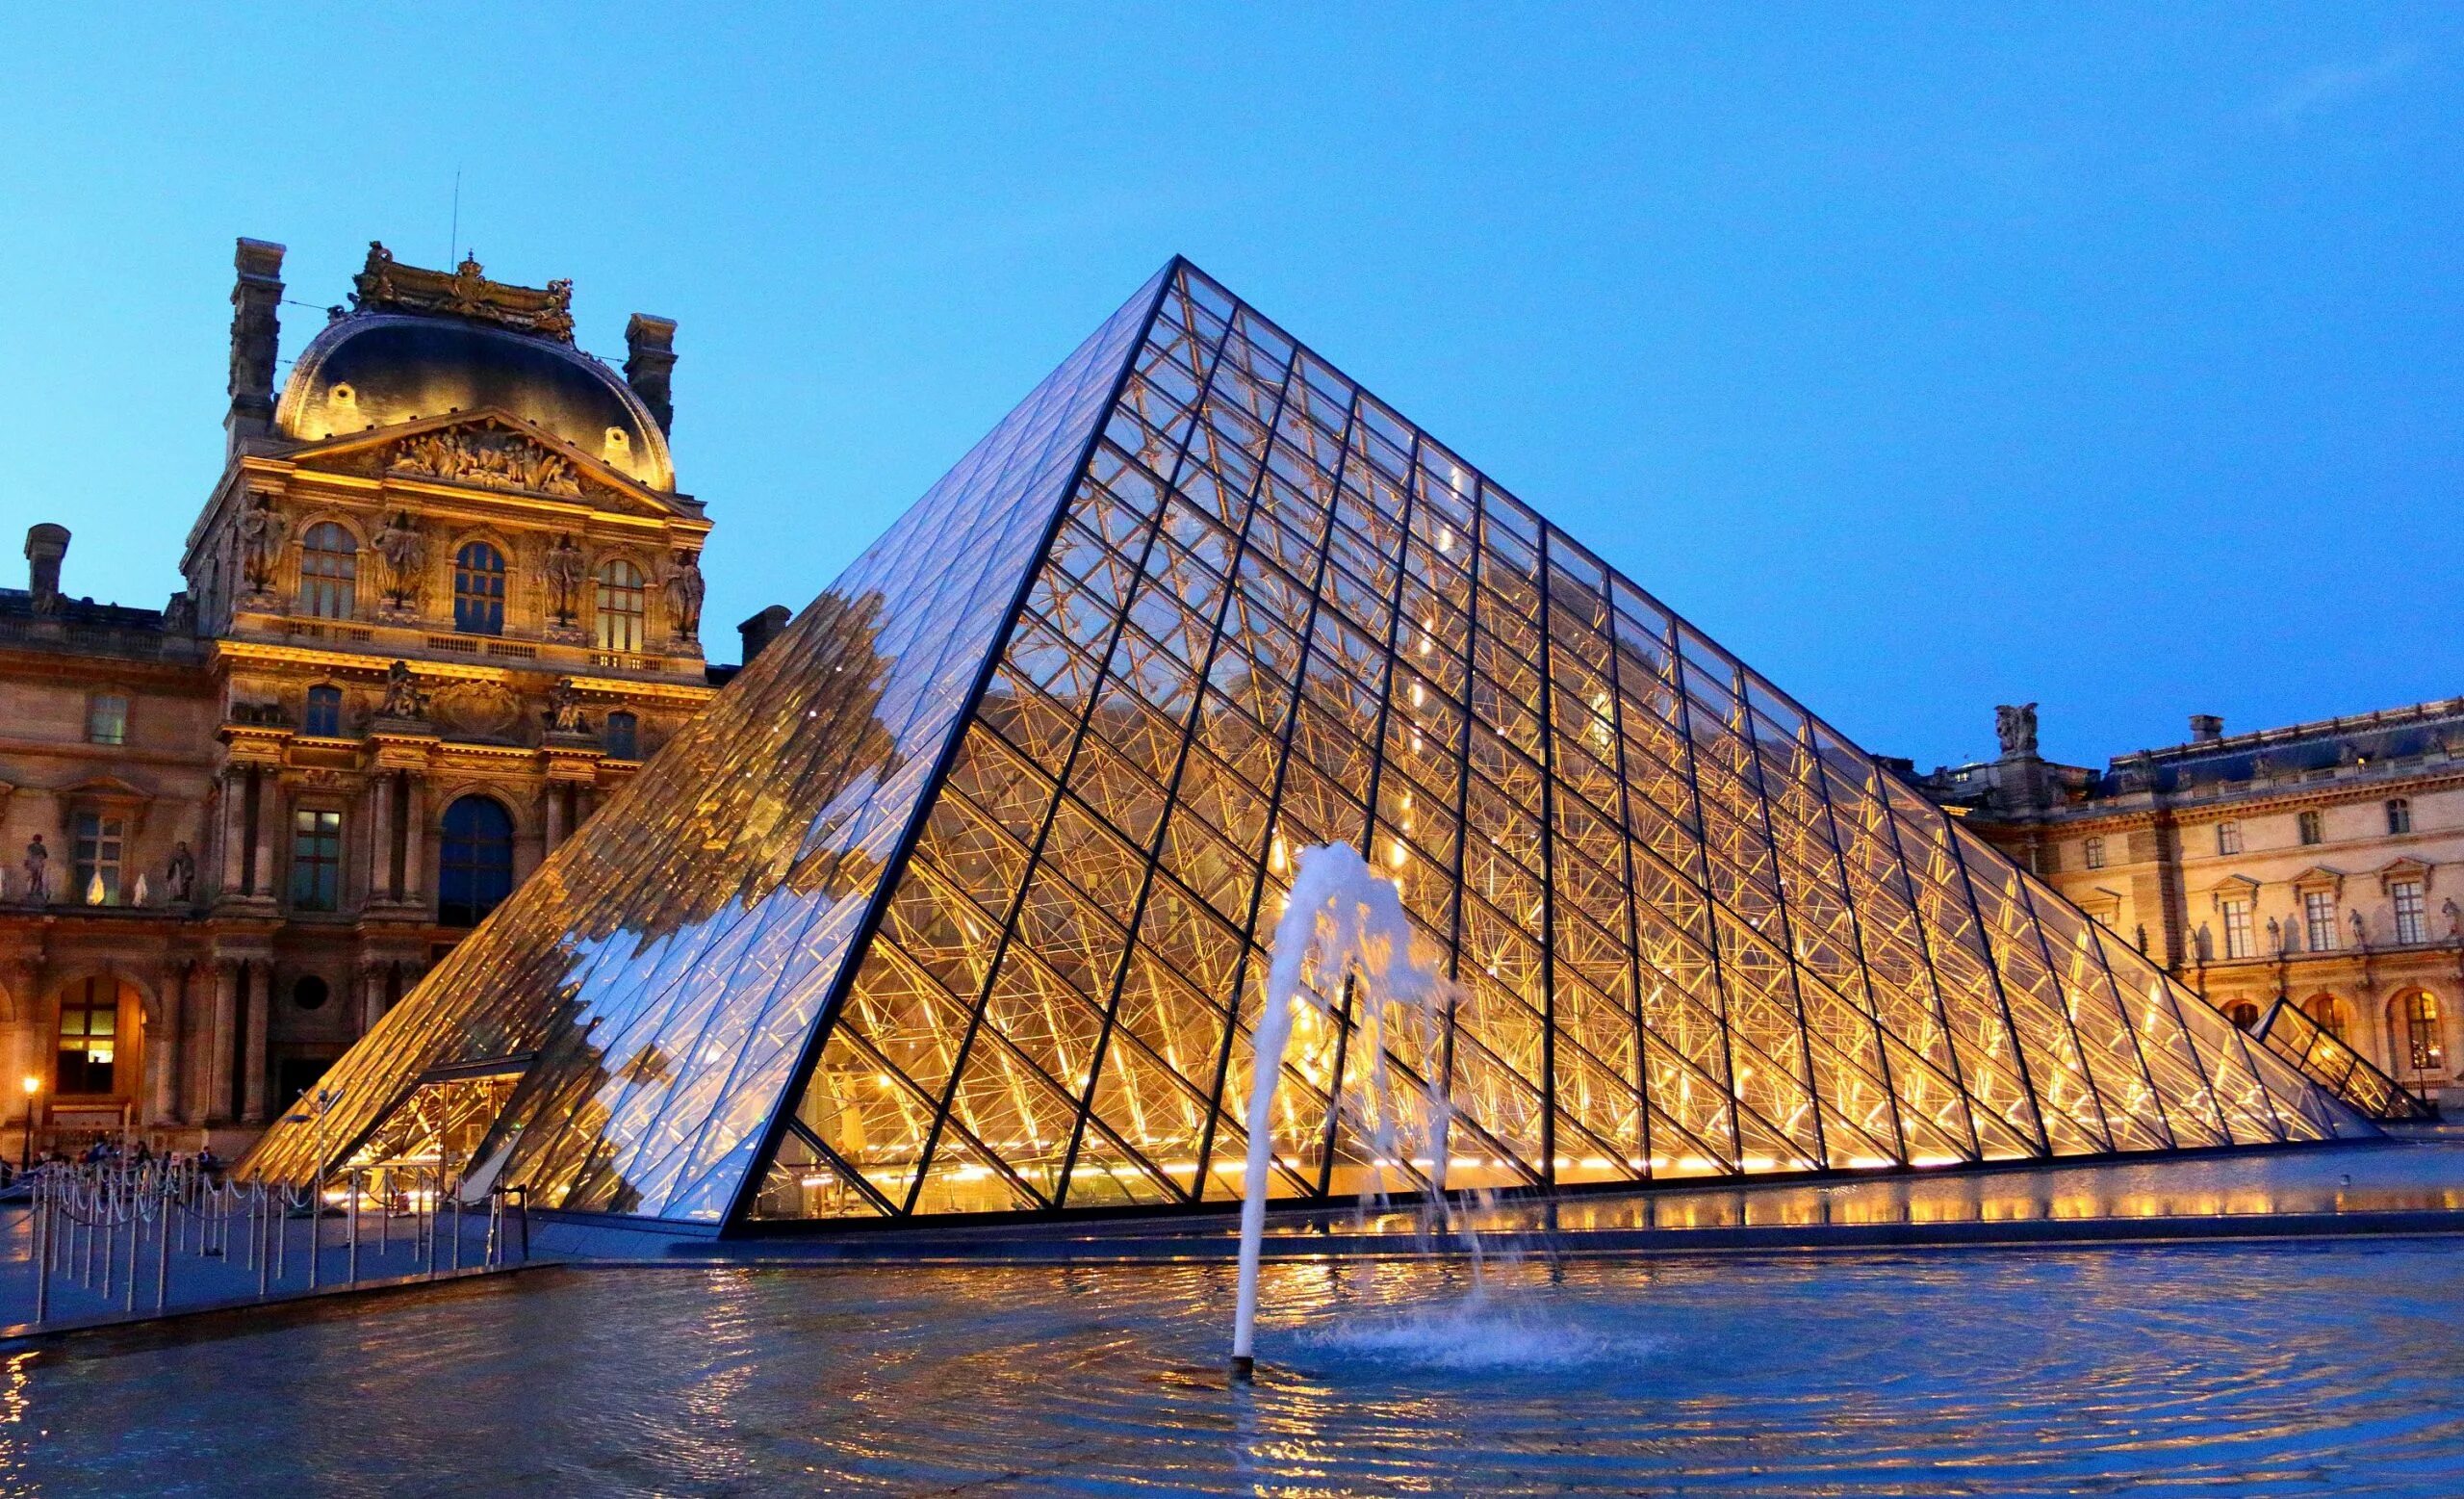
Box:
[0, 239, 763, 1156]
[1916, 700, 2464, 1107]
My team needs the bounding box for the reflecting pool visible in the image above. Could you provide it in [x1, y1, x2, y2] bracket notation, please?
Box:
[9, 1239, 2464, 1495]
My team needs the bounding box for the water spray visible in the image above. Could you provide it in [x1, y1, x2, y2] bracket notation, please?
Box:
[1231, 842, 1458, 1383]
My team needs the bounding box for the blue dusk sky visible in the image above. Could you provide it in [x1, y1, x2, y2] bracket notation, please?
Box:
[4, 6, 2458, 770]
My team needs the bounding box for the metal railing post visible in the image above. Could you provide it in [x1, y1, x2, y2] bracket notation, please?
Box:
[31, 1178, 49, 1327]
[154, 1176, 170, 1314]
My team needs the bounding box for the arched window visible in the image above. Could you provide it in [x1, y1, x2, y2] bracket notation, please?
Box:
[2397, 990, 2445, 1075]
[595, 558, 647, 652]
[303, 685, 344, 737]
[2228, 1000, 2260, 1031]
[438, 795, 516, 927]
[453, 541, 507, 635]
[297, 523, 358, 619]
[2304, 994, 2348, 1040]
[604, 710, 638, 761]
[56, 975, 127, 1096]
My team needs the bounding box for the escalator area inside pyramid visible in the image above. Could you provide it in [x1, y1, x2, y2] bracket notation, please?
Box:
[236, 259, 2382, 1234]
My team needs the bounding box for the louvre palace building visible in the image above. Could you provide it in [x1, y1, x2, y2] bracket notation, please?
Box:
[0, 240, 782, 1155]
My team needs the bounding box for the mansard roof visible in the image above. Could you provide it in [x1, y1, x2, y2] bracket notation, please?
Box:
[273, 246, 675, 492]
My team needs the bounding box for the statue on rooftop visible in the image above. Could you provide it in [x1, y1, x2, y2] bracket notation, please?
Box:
[1994, 703, 2039, 759]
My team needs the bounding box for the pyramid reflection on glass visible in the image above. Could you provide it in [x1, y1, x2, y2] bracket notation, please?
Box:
[240, 260, 2374, 1229]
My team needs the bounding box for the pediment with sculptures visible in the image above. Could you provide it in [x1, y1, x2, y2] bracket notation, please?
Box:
[290, 416, 679, 520]
[388, 424, 585, 498]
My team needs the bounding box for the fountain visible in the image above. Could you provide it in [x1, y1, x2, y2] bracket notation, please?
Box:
[1230, 841, 1459, 1382]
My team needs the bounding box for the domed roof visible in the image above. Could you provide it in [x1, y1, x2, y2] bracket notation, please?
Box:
[275, 312, 675, 491]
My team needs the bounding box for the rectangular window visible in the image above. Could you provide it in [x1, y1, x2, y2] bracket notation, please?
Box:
[2082, 836, 2105, 870]
[2304, 890, 2338, 952]
[2220, 898, 2254, 960]
[291, 809, 343, 913]
[2387, 798, 2413, 835]
[85, 694, 128, 746]
[604, 711, 638, 761]
[2394, 879, 2427, 945]
[70, 812, 123, 905]
[2217, 820, 2242, 855]
[595, 562, 647, 653]
[2297, 810, 2323, 845]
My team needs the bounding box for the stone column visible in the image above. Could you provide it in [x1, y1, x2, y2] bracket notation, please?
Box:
[368, 773, 397, 903]
[401, 777, 428, 907]
[359, 960, 390, 1035]
[242, 960, 271, 1124]
[252, 774, 284, 900]
[0, 959, 41, 1158]
[148, 962, 185, 1126]
[204, 959, 239, 1124]
[544, 785, 569, 850]
[218, 770, 249, 896]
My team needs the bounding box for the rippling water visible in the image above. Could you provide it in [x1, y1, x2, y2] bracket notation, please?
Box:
[6, 1242, 2462, 1495]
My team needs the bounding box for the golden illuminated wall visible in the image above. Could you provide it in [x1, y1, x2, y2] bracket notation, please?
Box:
[241, 260, 2370, 1228]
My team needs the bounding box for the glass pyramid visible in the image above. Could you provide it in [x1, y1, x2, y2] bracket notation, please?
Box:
[240, 260, 2374, 1228]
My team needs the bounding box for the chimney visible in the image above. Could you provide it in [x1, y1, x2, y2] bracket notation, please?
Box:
[624, 314, 679, 436]
[24, 525, 67, 614]
[2190, 714, 2223, 744]
[738, 605, 791, 664]
[225, 238, 286, 458]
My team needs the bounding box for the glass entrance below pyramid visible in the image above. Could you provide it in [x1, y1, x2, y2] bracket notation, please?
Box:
[237, 260, 2374, 1230]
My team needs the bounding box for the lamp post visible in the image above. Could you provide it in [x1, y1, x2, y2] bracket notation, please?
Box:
[20, 1074, 40, 1172]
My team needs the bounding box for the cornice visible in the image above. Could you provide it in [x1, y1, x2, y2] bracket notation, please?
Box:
[1977, 763, 2464, 837]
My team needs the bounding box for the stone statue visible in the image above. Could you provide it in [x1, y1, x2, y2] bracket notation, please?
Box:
[544, 677, 590, 736]
[21, 835, 48, 903]
[166, 841, 195, 902]
[235, 495, 289, 592]
[2193, 923, 2213, 963]
[2351, 908, 2369, 948]
[372, 511, 427, 607]
[1994, 703, 2039, 759]
[2266, 917, 2282, 953]
[663, 550, 706, 640]
[377, 659, 425, 720]
[163, 590, 196, 635]
[544, 535, 587, 626]
[2446, 897, 2463, 939]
